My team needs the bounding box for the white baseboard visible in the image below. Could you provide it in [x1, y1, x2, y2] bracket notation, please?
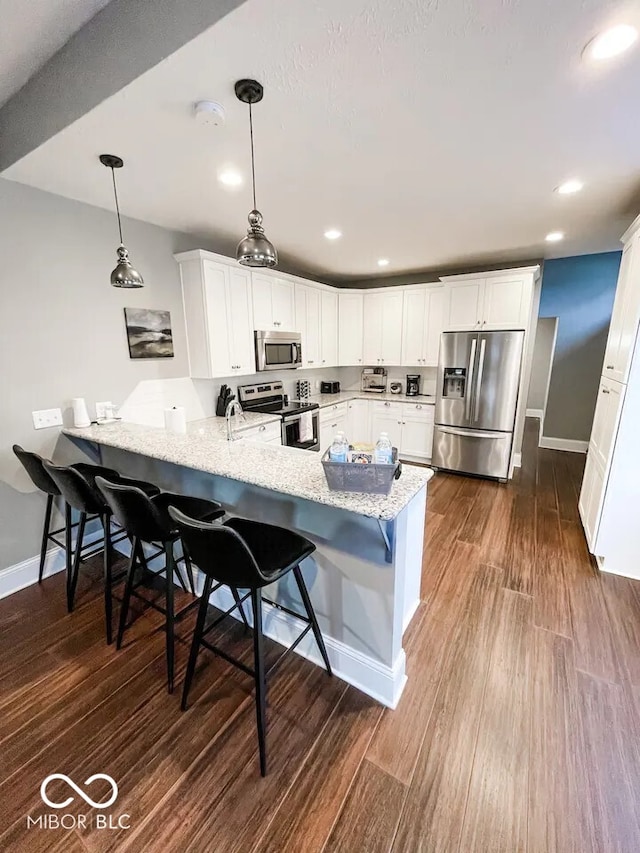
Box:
[526, 408, 544, 420]
[512, 452, 522, 469]
[402, 597, 421, 633]
[539, 436, 588, 453]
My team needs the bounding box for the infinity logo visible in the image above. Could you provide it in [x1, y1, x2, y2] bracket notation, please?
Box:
[40, 774, 119, 810]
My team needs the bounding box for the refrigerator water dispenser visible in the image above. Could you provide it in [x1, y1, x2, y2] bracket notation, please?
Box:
[442, 368, 467, 399]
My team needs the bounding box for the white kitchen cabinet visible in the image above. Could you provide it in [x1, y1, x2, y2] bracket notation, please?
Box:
[176, 251, 255, 379]
[338, 292, 364, 366]
[319, 403, 348, 453]
[401, 286, 446, 366]
[321, 289, 339, 367]
[579, 454, 605, 551]
[441, 272, 533, 331]
[371, 401, 403, 449]
[252, 273, 296, 330]
[240, 421, 282, 445]
[589, 378, 626, 471]
[400, 402, 434, 460]
[603, 239, 640, 384]
[346, 398, 371, 444]
[295, 285, 321, 368]
[363, 291, 403, 365]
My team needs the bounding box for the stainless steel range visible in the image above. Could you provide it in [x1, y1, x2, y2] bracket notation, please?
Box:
[238, 381, 320, 451]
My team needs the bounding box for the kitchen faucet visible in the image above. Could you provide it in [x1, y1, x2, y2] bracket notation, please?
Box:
[225, 399, 246, 441]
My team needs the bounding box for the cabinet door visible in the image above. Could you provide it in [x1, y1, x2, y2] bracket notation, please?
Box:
[590, 378, 626, 470]
[202, 261, 232, 377]
[380, 291, 404, 365]
[338, 292, 364, 365]
[579, 454, 605, 552]
[400, 417, 433, 459]
[346, 399, 371, 444]
[444, 280, 484, 331]
[363, 293, 384, 364]
[482, 275, 531, 330]
[424, 288, 446, 365]
[401, 289, 427, 366]
[603, 240, 640, 384]
[320, 290, 339, 367]
[296, 285, 321, 368]
[272, 278, 295, 329]
[227, 266, 256, 375]
[251, 273, 273, 329]
[371, 403, 403, 448]
[319, 412, 346, 453]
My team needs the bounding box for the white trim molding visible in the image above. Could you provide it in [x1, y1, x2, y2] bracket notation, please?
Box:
[0, 547, 67, 599]
[539, 436, 589, 453]
[526, 408, 544, 419]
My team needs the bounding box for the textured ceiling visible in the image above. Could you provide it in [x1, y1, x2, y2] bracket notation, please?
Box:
[3, 0, 640, 279]
[0, 0, 112, 107]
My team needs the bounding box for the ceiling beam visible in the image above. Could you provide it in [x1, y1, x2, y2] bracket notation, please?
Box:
[0, 0, 248, 171]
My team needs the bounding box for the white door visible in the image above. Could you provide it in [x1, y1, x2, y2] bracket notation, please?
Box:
[402, 289, 427, 366]
[363, 293, 384, 364]
[603, 239, 640, 384]
[346, 399, 371, 444]
[338, 292, 364, 366]
[251, 273, 273, 329]
[590, 378, 626, 470]
[482, 276, 532, 330]
[227, 267, 255, 375]
[444, 280, 485, 331]
[424, 288, 446, 366]
[380, 291, 404, 365]
[272, 278, 295, 329]
[400, 416, 433, 459]
[203, 261, 233, 377]
[321, 289, 339, 367]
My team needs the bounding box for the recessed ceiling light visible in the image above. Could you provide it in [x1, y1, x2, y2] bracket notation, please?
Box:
[218, 169, 243, 188]
[545, 231, 565, 243]
[377, 258, 390, 267]
[556, 179, 584, 195]
[583, 24, 638, 61]
[324, 229, 342, 240]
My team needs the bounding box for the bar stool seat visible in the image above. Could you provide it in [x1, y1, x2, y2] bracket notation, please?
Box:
[169, 508, 332, 777]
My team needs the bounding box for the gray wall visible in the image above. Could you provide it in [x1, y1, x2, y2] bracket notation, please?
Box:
[0, 178, 213, 571]
[527, 317, 558, 412]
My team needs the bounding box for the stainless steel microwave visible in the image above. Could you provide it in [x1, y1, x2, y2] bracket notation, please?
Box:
[255, 330, 302, 371]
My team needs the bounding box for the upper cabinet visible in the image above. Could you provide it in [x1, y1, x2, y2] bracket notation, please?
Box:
[441, 271, 534, 332]
[363, 290, 403, 365]
[176, 251, 255, 379]
[252, 274, 296, 330]
[338, 292, 364, 366]
[401, 286, 446, 366]
[602, 237, 640, 384]
[320, 289, 339, 367]
[295, 284, 321, 368]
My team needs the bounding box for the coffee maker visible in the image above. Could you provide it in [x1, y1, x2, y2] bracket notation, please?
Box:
[406, 374, 420, 396]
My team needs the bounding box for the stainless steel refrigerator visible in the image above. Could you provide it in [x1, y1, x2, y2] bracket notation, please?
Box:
[432, 330, 525, 480]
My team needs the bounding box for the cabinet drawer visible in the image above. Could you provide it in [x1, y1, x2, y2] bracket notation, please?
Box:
[320, 401, 348, 422]
[402, 402, 434, 421]
[372, 401, 402, 416]
[240, 421, 282, 443]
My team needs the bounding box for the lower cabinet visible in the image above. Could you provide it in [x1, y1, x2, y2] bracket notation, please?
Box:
[346, 399, 371, 443]
[371, 402, 404, 449]
[319, 402, 348, 452]
[240, 421, 282, 445]
[578, 450, 605, 552]
[400, 403, 434, 460]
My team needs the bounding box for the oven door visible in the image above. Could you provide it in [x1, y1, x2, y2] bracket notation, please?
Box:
[282, 410, 320, 451]
[255, 330, 302, 371]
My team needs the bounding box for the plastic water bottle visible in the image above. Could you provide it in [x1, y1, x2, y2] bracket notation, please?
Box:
[330, 432, 348, 463]
[374, 432, 393, 464]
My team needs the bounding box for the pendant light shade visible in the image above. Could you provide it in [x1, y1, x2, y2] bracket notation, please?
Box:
[235, 79, 277, 268]
[99, 154, 144, 288]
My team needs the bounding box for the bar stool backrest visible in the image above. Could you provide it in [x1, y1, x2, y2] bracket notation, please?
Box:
[13, 445, 60, 496]
[43, 461, 106, 514]
[96, 477, 166, 543]
[169, 507, 265, 588]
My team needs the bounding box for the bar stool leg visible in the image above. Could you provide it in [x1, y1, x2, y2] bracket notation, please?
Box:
[182, 546, 196, 596]
[102, 512, 114, 645]
[38, 494, 54, 583]
[251, 588, 268, 777]
[165, 541, 176, 694]
[117, 538, 139, 650]
[231, 587, 250, 629]
[181, 575, 214, 711]
[67, 511, 86, 613]
[64, 503, 73, 606]
[293, 565, 332, 676]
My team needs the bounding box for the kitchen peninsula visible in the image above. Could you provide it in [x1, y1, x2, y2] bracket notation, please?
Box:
[63, 418, 432, 707]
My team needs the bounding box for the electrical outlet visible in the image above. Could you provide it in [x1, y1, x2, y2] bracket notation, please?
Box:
[95, 401, 112, 420]
[32, 408, 63, 430]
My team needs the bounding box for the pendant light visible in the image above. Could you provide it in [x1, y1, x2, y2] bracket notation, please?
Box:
[99, 154, 144, 288]
[235, 79, 278, 268]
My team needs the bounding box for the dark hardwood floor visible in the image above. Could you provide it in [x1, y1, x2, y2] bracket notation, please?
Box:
[2, 418, 640, 852]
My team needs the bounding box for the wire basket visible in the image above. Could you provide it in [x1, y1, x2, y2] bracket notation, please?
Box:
[321, 448, 402, 495]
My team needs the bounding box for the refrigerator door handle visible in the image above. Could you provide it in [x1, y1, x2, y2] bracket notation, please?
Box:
[464, 337, 477, 422]
[437, 426, 507, 439]
[473, 338, 487, 422]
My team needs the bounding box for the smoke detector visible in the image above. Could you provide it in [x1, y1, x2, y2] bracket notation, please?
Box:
[193, 101, 226, 127]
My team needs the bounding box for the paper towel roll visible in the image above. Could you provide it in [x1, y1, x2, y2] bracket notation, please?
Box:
[72, 398, 91, 428]
[164, 406, 187, 434]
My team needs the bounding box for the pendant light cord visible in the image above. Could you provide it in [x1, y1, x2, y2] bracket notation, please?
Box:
[110, 167, 124, 244]
[249, 102, 257, 211]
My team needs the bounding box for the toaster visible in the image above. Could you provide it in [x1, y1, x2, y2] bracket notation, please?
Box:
[320, 381, 341, 394]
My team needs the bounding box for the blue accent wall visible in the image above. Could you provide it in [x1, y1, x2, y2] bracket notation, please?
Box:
[540, 251, 621, 442]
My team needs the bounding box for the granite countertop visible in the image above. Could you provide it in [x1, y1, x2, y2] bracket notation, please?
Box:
[63, 419, 433, 522]
[310, 391, 436, 408]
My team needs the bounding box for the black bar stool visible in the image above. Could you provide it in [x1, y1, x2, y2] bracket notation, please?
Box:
[13, 445, 76, 584]
[169, 508, 332, 777]
[43, 461, 161, 643]
[95, 478, 229, 693]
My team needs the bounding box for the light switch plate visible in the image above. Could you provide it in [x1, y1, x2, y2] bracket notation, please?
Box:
[32, 408, 63, 430]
